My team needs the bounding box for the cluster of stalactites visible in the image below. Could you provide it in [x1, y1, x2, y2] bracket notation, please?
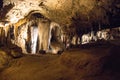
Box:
[0, 24, 14, 46]
[0, 16, 119, 54]
[0, 17, 64, 54]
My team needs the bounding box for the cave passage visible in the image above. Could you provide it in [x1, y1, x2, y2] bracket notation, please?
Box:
[0, 13, 120, 55]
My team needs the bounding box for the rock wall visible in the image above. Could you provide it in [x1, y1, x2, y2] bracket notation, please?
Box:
[2, 0, 120, 29]
[0, 16, 119, 54]
[14, 23, 28, 54]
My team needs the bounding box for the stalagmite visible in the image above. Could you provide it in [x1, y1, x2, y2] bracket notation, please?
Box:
[82, 34, 91, 44]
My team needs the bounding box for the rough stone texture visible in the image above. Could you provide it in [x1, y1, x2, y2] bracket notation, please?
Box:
[10, 45, 23, 58]
[0, 0, 120, 28]
[0, 45, 23, 71]
[0, 41, 120, 80]
[60, 42, 114, 77]
[14, 23, 28, 53]
[0, 50, 11, 71]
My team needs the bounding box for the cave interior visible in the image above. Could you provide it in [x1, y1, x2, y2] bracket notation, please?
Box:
[0, 0, 120, 80]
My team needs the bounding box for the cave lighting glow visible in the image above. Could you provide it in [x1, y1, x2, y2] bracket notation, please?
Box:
[5, 23, 9, 27]
[0, 22, 9, 27]
[0, 23, 4, 27]
[31, 26, 38, 54]
[10, 16, 19, 23]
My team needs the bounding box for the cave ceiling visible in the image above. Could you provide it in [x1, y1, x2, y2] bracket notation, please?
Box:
[0, 0, 120, 29]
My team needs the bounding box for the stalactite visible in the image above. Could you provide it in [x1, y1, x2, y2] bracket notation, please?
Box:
[31, 26, 38, 54]
[0, 27, 6, 45]
[71, 34, 80, 45]
[0, 27, 3, 45]
[3, 26, 9, 38]
[38, 19, 51, 52]
[0, 27, 2, 39]
[26, 23, 31, 53]
[6, 26, 11, 46]
[13, 24, 18, 40]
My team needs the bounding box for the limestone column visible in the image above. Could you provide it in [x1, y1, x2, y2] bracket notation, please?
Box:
[38, 19, 51, 51]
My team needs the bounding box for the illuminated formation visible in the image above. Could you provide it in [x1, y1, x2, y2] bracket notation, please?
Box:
[0, 0, 120, 80]
[0, 17, 119, 54]
[0, 0, 120, 54]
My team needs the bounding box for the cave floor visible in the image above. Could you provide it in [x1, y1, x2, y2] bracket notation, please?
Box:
[0, 41, 120, 80]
